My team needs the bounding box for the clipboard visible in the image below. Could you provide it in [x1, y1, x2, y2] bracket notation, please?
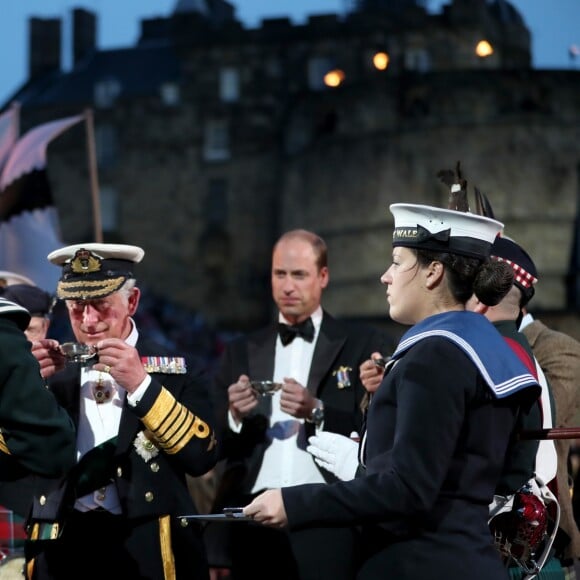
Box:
[178, 507, 253, 522]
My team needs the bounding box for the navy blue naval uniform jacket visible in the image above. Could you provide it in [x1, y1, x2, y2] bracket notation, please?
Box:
[26, 337, 218, 580]
[282, 335, 541, 580]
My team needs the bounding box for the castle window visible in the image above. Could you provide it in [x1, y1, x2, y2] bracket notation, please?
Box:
[100, 185, 119, 233]
[94, 78, 121, 108]
[404, 48, 430, 73]
[204, 178, 228, 225]
[203, 119, 230, 162]
[308, 56, 335, 91]
[95, 124, 117, 169]
[160, 82, 180, 106]
[220, 67, 240, 103]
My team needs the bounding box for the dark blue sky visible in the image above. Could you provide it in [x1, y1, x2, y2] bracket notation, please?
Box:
[1, 0, 579, 104]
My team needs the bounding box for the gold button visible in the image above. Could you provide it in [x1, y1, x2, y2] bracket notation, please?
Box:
[117, 467, 123, 477]
[150, 462, 159, 473]
[145, 492, 154, 502]
[39, 496, 46, 506]
[180, 518, 188, 527]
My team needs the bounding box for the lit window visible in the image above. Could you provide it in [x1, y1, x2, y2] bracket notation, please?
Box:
[476, 40, 494, 58]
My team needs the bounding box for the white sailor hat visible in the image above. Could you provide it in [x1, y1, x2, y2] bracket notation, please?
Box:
[0, 271, 35, 287]
[0, 297, 31, 331]
[48, 243, 145, 300]
[390, 203, 504, 260]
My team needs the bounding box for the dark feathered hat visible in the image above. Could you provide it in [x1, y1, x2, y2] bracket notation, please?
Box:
[491, 237, 538, 305]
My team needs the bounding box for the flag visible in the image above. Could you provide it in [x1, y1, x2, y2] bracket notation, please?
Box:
[0, 114, 83, 190]
[0, 106, 18, 174]
[0, 114, 84, 293]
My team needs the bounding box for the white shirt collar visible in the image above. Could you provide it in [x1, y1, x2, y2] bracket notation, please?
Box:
[125, 317, 139, 346]
[519, 311, 535, 331]
[278, 305, 323, 330]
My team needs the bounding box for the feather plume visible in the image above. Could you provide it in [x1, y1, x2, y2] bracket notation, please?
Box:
[437, 161, 469, 212]
[473, 186, 495, 219]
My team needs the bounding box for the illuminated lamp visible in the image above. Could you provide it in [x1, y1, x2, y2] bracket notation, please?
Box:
[476, 40, 494, 58]
[373, 51, 390, 70]
[323, 69, 346, 87]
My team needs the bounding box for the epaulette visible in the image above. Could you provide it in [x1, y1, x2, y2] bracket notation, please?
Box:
[141, 356, 187, 374]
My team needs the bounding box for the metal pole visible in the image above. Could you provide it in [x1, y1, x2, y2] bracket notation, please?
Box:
[519, 427, 580, 440]
[84, 108, 103, 243]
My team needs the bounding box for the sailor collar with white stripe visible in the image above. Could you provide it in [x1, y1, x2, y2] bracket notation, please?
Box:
[391, 311, 539, 399]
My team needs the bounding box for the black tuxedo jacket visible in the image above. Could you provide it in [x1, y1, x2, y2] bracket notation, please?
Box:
[212, 311, 389, 504]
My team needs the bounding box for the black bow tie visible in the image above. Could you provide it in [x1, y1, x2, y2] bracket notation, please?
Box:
[278, 318, 315, 346]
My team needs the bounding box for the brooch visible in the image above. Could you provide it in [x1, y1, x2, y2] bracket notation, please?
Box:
[93, 373, 113, 404]
[133, 430, 160, 462]
[333, 366, 353, 389]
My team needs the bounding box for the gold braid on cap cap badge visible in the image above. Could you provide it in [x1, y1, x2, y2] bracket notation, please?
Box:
[57, 277, 126, 299]
[70, 251, 102, 274]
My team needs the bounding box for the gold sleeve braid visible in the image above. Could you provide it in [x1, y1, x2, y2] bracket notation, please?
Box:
[159, 515, 176, 580]
[0, 432, 10, 455]
[141, 387, 212, 454]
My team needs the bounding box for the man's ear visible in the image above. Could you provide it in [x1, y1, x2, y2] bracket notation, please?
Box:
[127, 287, 141, 316]
[468, 296, 488, 315]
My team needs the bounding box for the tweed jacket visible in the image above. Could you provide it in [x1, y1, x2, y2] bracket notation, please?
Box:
[522, 318, 580, 559]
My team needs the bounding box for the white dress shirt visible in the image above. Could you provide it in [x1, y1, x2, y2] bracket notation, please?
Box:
[519, 312, 558, 483]
[251, 306, 326, 493]
[75, 320, 141, 513]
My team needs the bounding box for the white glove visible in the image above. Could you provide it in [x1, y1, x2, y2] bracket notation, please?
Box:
[307, 431, 359, 481]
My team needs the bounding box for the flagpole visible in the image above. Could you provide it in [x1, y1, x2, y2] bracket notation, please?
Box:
[12, 101, 20, 138]
[84, 108, 103, 243]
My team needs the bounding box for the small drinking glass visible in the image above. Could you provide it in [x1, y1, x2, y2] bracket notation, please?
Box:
[250, 380, 283, 397]
[59, 342, 98, 365]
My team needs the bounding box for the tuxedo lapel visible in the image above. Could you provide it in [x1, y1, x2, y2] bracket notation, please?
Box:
[247, 327, 276, 382]
[307, 313, 346, 396]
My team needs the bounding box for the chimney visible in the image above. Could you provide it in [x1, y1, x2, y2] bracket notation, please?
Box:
[29, 17, 61, 79]
[73, 8, 97, 66]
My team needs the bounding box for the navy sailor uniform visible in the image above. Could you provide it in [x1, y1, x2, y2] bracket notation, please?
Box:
[283, 311, 541, 580]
